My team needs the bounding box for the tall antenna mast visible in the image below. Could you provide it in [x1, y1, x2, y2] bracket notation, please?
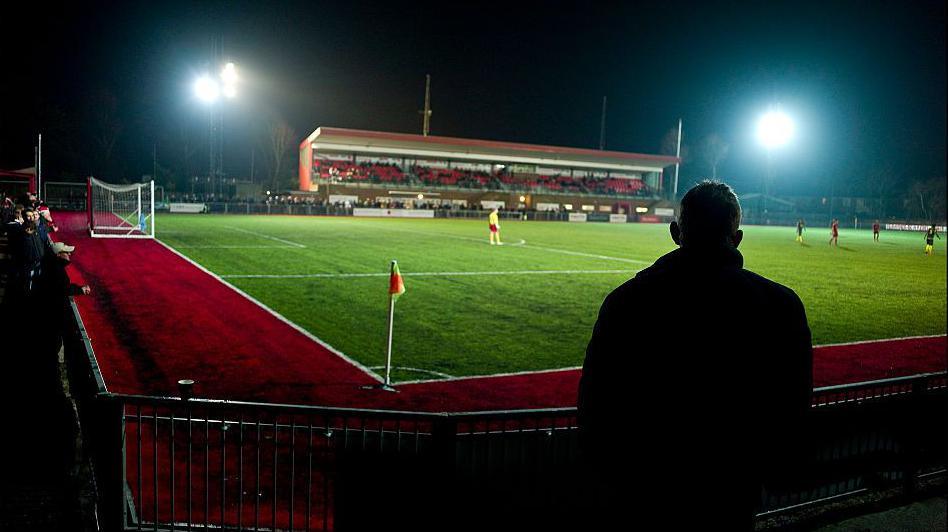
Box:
[421, 74, 432, 136]
[599, 96, 607, 150]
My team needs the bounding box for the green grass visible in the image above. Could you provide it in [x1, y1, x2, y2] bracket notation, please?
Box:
[157, 215, 947, 382]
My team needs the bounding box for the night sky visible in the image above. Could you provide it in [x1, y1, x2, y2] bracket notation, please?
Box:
[1, 0, 944, 196]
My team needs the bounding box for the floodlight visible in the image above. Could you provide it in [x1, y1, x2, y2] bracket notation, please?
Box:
[636, 207, 648, 213]
[222, 84, 237, 99]
[519, 195, 526, 202]
[194, 76, 220, 103]
[757, 110, 794, 148]
[221, 62, 238, 84]
[417, 193, 424, 200]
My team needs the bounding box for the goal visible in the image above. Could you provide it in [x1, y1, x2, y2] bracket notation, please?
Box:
[87, 177, 155, 238]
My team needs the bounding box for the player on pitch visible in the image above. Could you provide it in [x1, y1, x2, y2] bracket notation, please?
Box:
[795, 219, 806, 244]
[488, 207, 502, 245]
[828, 218, 839, 246]
[925, 224, 940, 255]
[872, 220, 881, 242]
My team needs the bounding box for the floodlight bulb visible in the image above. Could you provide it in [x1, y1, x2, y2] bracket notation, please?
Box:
[194, 76, 219, 103]
[417, 193, 424, 199]
[221, 62, 238, 84]
[222, 84, 237, 99]
[757, 110, 794, 148]
[519, 195, 526, 202]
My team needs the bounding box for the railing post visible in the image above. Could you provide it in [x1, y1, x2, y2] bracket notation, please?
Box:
[96, 395, 127, 531]
[901, 378, 926, 495]
[431, 416, 458, 519]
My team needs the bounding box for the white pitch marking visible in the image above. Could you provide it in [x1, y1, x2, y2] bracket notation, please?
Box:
[396, 366, 584, 385]
[220, 269, 640, 279]
[173, 245, 301, 249]
[155, 239, 383, 383]
[520, 244, 652, 265]
[224, 226, 306, 248]
[355, 221, 648, 263]
[355, 222, 526, 246]
[393, 333, 948, 385]
[814, 333, 946, 348]
[367, 366, 456, 379]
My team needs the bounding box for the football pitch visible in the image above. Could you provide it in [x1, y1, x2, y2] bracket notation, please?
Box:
[157, 215, 946, 383]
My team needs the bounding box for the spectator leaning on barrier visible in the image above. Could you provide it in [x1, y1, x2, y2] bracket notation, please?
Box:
[578, 180, 813, 530]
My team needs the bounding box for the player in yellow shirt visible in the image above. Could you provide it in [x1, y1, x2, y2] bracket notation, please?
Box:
[925, 225, 940, 255]
[488, 207, 502, 245]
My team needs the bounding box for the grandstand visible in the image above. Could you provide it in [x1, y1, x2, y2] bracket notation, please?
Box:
[298, 127, 677, 213]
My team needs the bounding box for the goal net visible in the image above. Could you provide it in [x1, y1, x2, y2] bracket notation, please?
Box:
[88, 177, 155, 238]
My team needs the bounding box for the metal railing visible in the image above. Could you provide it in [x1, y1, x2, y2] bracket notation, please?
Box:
[63, 300, 946, 531]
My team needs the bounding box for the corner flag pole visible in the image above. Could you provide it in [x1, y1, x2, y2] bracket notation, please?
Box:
[383, 278, 396, 389]
[381, 259, 405, 391]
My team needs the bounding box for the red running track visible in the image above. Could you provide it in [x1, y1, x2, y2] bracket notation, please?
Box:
[55, 212, 947, 412]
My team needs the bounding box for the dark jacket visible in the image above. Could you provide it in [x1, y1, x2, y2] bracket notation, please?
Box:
[38, 254, 85, 346]
[578, 244, 812, 529]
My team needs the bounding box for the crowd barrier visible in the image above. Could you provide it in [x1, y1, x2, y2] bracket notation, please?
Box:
[63, 300, 946, 531]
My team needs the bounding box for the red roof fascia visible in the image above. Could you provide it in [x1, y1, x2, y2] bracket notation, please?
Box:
[313, 127, 679, 165]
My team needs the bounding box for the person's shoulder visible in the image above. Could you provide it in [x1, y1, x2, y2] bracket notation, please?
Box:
[740, 269, 805, 307]
[602, 256, 668, 304]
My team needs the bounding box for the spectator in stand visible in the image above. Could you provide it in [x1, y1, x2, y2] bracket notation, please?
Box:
[3, 210, 47, 310]
[1, 193, 14, 223]
[578, 181, 812, 530]
[3, 204, 24, 234]
[37, 203, 57, 232]
[30, 241, 90, 390]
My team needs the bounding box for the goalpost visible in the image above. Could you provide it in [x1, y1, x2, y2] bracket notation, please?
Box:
[87, 177, 155, 238]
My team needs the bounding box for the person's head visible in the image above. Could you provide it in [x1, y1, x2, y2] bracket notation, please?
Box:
[670, 180, 742, 249]
[12, 204, 24, 222]
[51, 241, 75, 260]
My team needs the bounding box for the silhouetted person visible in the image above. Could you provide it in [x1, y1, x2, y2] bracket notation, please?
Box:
[578, 181, 812, 530]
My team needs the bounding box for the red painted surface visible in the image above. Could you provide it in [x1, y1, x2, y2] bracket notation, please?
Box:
[55, 212, 947, 413]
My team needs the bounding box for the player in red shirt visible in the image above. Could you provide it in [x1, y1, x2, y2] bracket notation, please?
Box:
[828, 218, 839, 246]
[872, 220, 880, 242]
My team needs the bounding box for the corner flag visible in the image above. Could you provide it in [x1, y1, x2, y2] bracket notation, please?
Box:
[389, 261, 405, 300]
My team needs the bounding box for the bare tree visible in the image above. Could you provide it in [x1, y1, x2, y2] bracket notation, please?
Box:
[87, 89, 123, 179]
[267, 119, 295, 190]
[697, 133, 729, 179]
[863, 163, 898, 218]
[660, 127, 689, 162]
[906, 177, 947, 222]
